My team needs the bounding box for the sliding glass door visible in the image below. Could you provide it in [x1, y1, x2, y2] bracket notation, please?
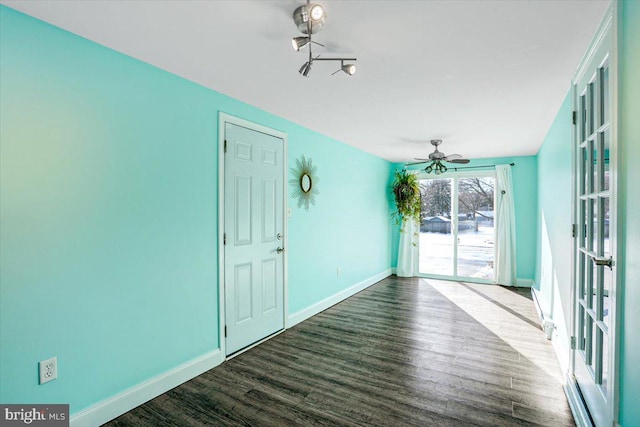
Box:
[419, 173, 496, 282]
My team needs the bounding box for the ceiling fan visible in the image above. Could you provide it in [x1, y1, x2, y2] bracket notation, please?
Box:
[407, 139, 470, 174]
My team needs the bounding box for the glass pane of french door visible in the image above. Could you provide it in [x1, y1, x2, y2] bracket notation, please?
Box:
[418, 175, 495, 281]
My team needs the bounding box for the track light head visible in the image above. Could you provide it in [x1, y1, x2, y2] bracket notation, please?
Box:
[299, 61, 312, 77]
[292, 36, 310, 51]
[309, 4, 325, 21]
[341, 63, 356, 76]
[293, 3, 326, 34]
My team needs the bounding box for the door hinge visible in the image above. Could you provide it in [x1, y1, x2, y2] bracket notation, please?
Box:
[572, 111, 577, 125]
[224, 140, 227, 153]
[572, 224, 577, 238]
[223, 233, 227, 245]
[571, 336, 576, 350]
[224, 325, 227, 338]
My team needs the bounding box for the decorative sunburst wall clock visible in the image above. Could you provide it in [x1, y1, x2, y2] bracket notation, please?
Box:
[290, 155, 319, 211]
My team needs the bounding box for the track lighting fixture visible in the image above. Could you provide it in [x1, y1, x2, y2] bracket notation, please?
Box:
[342, 63, 357, 75]
[293, 3, 326, 34]
[299, 61, 312, 77]
[292, 36, 310, 51]
[291, 0, 358, 77]
[331, 60, 356, 76]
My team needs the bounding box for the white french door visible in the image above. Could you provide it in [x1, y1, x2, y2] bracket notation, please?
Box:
[418, 172, 496, 283]
[222, 118, 286, 356]
[571, 7, 617, 426]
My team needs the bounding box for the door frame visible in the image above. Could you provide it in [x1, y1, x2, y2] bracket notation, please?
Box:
[567, 2, 620, 425]
[217, 112, 289, 358]
[417, 169, 497, 285]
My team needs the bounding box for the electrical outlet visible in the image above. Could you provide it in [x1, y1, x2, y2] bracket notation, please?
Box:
[39, 357, 57, 384]
[337, 266, 341, 276]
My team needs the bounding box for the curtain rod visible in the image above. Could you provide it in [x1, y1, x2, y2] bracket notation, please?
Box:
[449, 162, 515, 171]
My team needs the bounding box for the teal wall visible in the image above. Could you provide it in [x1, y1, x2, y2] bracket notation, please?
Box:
[397, 155, 538, 283]
[287, 132, 393, 314]
[0, 6, 393, 414]
[618, 0, 640, 424]
[534, 92, 573, 366]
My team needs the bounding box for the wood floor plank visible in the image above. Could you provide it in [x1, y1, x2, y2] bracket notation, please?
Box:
[105, 277, 575, 426]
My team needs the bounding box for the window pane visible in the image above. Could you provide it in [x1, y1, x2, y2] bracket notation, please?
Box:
[582, 306, 589, 353]
[596, 135, 605, 192]
[586, 317, 594, 367]
[457, 177, 495, 280]
[589, 82, 595, 136]
[419, 178, 453, 276]
[579, 304, 586, 350]
[579, 251, 587, 300]
[604, 131, 610, 191]
[592, 139, 598, 193]
[604, 196, 611, 329]
[595, 327, 603, 383]
[588, 198, 596, 252]
[601, 66, 609, 126]
[592, 263, 599, 311]
[602, 330, 609, 392]
[580, 200, 587, 248]
[590, 318, 597, 372]
[581, 147, 588, 195]
[580, 94, 587, 142]
[585, 259, 594, 309]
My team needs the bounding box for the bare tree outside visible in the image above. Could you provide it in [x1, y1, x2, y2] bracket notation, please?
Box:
[458, 177, 494, 231]
[420, 179, 451, 217]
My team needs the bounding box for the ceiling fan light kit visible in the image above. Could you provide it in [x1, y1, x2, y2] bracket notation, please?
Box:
[291, 1, 358, 77]
[408, 139, 470, 174]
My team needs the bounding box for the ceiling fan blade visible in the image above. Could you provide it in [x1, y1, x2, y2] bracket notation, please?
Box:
[414, 158, 429, 161]
[443, 153, 463, 161]
[448, 158, 470, 164]
[406, 160, 429, 166]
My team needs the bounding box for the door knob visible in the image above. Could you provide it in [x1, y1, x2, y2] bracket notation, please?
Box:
[276, 247, 285, 254]
[593, 256, 613, 269]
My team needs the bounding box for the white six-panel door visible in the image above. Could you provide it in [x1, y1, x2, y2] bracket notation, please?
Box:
[223, 121, 285, 355]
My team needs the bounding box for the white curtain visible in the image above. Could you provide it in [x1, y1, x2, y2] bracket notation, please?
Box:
[495, 164, 517, 286]
[397, 217, 419, 277]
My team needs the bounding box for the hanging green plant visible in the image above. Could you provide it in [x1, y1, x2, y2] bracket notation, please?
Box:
[392, 169, 421, 227]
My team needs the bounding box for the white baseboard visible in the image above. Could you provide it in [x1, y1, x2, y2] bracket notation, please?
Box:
[531, 287, 545, 326]
[70, 349, 224, 427]
[391, 268, 397, 275]
[564, 375, 594, 427]
[516, 278, 534, 287]
[288, 269, 392, 327]
[69, 269, 393, 426]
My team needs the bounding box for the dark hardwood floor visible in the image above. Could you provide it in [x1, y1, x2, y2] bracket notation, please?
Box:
[106, 276, 575, 426]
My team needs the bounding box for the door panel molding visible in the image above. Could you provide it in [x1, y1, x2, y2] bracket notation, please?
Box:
[217, 112, 288, 358]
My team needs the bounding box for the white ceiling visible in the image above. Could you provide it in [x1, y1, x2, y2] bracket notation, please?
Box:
[2, 0, 608, 162]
